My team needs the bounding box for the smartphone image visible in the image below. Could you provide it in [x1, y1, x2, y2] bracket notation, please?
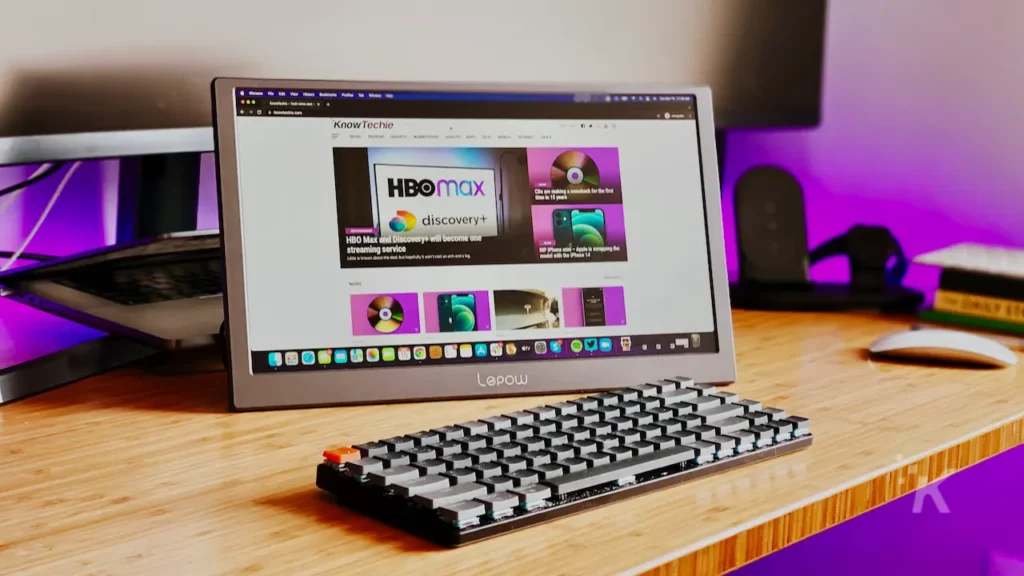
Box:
[552, 209, 573, 247]
[571, 209, 606, 247]
[582, 287, 606, 327]
[438, 293, 477, 332]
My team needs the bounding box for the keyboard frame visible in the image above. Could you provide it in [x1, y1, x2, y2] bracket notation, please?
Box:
[317, 434, 812, 547]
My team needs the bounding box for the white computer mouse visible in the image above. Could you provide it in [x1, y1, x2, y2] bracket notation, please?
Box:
[868, 329, 1018, 368]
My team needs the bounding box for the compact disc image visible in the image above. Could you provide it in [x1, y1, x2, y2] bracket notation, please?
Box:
[551, 150, 601, 189]
[367, 295, 405, 333]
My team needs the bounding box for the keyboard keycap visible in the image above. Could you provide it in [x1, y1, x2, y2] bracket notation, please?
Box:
[668, 430, 698, 445]
[517, 436, 547, 452]
[378, 452, 411, 468]
[412, 459, 448, 475]
[479, 430, 511, 445]
[550, 402, 579, 415]
[638, 397, 662, 411]
[593, 392, 621, 406]
[368, 465, 420, 487]
[736, 399, 763, 413]
[710, 391, 739, 404]
[741, 411, 771, 426]
[466, 447, 499, 464]
[674, 414, 703, 429]
[528, 420, 557, 435]
[523, 450, 552, 467]
[482, 416, 512, 430]
[726, 430, 756, 452]
[667, 376, 695, 387]
[646, 406, 676, 421]
[504, 411, 536, 426]
[749, 425, 776, 446]
[581, 452, 613, 468]
[656, 420, 683, 435]
[635, 424, 663, 440]
[510, 483, 551, 504]
[534, 463, 564, 480]
[475, 491, 519, 514]
[407, 430, 441, 446]
[604, 445, 634, 462]
[433, 426, 465, 441]
[685, 396, 723, 413]
[354, 441, 390, 458]
[435, 440, 463, 456]
[786, 416, 811, 436]
[592, 405, 622, 419]
[545, 444, 696, 496]
[615, 429, 642, 443]
[492, 442, 523, 458]
[583, 421, 615, 435]
[525, 406, 557, 420]
[563, 426, 593, 442]
[689, 425, 718, 440]
[441, 453, 474, 470]
[646, 435, 678, 450]
[472, 461, 504, 479]
[689, 382, 717, 395]
[479, 476, 515, 493]
[498, 456, 528, 473]
[630, 384, 659, 396]
[568, 397, 599, 410]
[569, 439, 599, 456]
[414, 482, 489, 508]
[445, 468, 480, 485]
[706, 436, 737, 456]
[507, 425, 534, 440]
[713, 416, 750, 434]
[546, 445, 576, 461]
[699, 403, 745, 424]
[346, 457, 385, 476]
[651, 380, 678, 394]
[594, 434, 621, 450]
[612, 389, 640, 403]
[507, 469, 540, 487]
[393, 474, 451, 497]
[576, 410, 601, 425]
[628, 412, 655, 427]
[456, 421, 489, 436]
[625, 440, 656, 456]
[659, 388, 699, 406]
[761, 407, 788, 420]
[383, 436, 416, 452]
[688, 441, 717, 462]
[618, 401, 642, 415]
[561, 458, 589, 473]
[439, 500, 485, 523]
[538, 431, 570, 447]
[767, 420, 795, 439]
[404, 446, 438, 462]
[458, 435, 488, 451]
[605, 416, 633, 431]
[550, 415, 580, 430]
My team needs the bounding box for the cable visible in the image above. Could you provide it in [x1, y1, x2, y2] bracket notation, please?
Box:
[1, 161, 82, 272]
[0, 163, 54, 220]
[0, 250, 56, 262]
[0, 162, 65, 200]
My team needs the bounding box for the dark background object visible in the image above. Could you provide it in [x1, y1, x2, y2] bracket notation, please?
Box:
[734, 166, 810, 285]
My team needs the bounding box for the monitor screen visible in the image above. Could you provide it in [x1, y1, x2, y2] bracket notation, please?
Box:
[229, 89, 718, 374]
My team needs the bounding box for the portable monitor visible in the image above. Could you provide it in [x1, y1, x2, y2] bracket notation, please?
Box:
[212, 79, 735, 410]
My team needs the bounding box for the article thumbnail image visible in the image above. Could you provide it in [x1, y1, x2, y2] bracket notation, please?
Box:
[422, 291, 493, 333]
[562, 286, 627, 328]
[493, 289, 561, 330]
[531, 204, 627, 261]
[349, 292, 421, 336]
[527, 147, 622, 203]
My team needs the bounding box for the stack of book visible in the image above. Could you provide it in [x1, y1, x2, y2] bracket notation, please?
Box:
[914, 243, 1024, 335]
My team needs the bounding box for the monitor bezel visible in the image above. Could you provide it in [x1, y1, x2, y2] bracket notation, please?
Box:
[212, 78, 736, 411]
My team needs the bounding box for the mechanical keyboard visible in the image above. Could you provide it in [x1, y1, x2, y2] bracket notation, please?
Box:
[316, 376, 811, 546]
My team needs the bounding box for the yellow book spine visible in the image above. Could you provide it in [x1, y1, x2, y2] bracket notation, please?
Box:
[934, 290, 1024, 324]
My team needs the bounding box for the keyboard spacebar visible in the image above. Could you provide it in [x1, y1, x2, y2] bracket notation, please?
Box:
[544, 444, 696, 496]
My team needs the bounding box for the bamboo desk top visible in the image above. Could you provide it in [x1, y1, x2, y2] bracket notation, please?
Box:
[2, 311, 1022, 576]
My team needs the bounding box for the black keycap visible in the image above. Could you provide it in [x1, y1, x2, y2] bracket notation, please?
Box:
[382, 436, 416, 452]
[646, 435, 678, 450]
[346, 457, 384, 475]
[646, 406, 676, 421]
[713, 416, 749, 435]
[630, 384, 659, 396]
[482, 416, 512, 430]
[699, 403, 745, 424]
[635, 423, 663, 440]
[784, 416, 811, 436]
[706, 436, 737, 455]
[689, 382, 718, 395]
[710, 391, 739, 404]
[354, 441, 389, 458]
[656, 420, 683, 435]
[517, 436, 547, 452]
[612, 389, 640, 403]
[688, 441, 718, 461]
[741, 412, 771, 426]
[507, 425, 534, 440]
[604, 445, 634, 462]
[674, 414, 703, 429]
[593, 392, 621, 406]
[576, 410, 601, 425]
[441, 453, 474, 470]
[668, 430, 697, 445]
[561, 458, 589, 473]
[549, 402, 579, 415]
[534, 463, 564, 481]
[407, 430, 441, 446]
[736, 399, 763, 413]
[404, 446, 438, 462]
[458, 435, 488, 451]
[466, 447, 499, 464]
[569, 439, 599, 456]
[594, 434, 621, 450]
[492, 442, 523, 458]
[550, 415, 580, 430]
[583, 421, 614, 435]
[479, 476, 515, 493]
[749, 425, 776, 444]
[625, 440, 656, 456]
[412, 458, 448, 475]
[538, 431, 570, 447]
[651, 380, 678, 394]
[544, 444, 696, 496]
[507, 469, 540, 487]
[439, 500, 486, 523]
[474, 491, 519, 514]
[504, 411, 536, 426]
[660, 388, 699, 406]
[605, 416, 633, 431]
[525, 406, 557, 420]
[546, 445, 576, 461]
[528, 420, 558, 435]
[433, 426, 465, 441]
[510, 483, 551, 504]
[435, 440, 463, 456]
[472, 461, 504, 479]
[726, 430, 756, 451]
[618, 401, 642, 415]
[628, 412, 655, 427]
[563, 426, 593, 442]
[393, 475, 452, 497]
[523, 450, 552, 467]
[455, 421, 489, 436]
[615, 428, 642, 443]
[445, 468, 481, 485]
[666, 376, 695, 388]
[414, 482, 489, 508]
[689, 425, 718, 441]
[580, 452, 613, 468]
[479, 430, 511, 445]
[761, 407, 788, 420]
[497, 456, 528, 473]
[638, 397, 662, 411]
[768, 421, 795, 438]
[591, 405, 622, 419]
[378, 452, 411, 468]
[368, 465, 419, 486]
[568, 397, 600, 410]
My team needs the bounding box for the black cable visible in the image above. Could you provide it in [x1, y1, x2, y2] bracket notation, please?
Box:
[0, 250, 56, 262]
[0, 162, 67, 199]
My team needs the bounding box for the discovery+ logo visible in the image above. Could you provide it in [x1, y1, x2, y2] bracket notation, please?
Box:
[387, 210, 489, 233]
[387, 178, 487, 198]
[388, 210, 416, 232]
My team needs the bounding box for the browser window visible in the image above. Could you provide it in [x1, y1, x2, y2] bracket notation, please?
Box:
[230, 90, 717, 373]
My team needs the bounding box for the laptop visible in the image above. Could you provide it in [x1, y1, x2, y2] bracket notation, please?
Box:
[211, 79, 734, 411]
[0, 231, 223, 349]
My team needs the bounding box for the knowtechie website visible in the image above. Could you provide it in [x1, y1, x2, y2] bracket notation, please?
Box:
[231, 90, 717, 373]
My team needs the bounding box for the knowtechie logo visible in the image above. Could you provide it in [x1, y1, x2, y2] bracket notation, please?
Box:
[388, 210, 416, 232]
[333, 119, 393, 129]
[387, 178, 487, 198]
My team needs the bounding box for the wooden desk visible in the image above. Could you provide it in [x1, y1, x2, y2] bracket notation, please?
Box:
[2, 311, 1022, 575]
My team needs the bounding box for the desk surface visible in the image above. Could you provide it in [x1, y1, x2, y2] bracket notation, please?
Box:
[2, 311, 1022, 576]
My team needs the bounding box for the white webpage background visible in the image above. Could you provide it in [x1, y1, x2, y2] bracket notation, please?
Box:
[235, 116, 715, 351]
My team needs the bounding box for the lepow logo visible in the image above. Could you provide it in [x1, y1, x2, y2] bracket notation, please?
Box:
[388, 210, 416, 232]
